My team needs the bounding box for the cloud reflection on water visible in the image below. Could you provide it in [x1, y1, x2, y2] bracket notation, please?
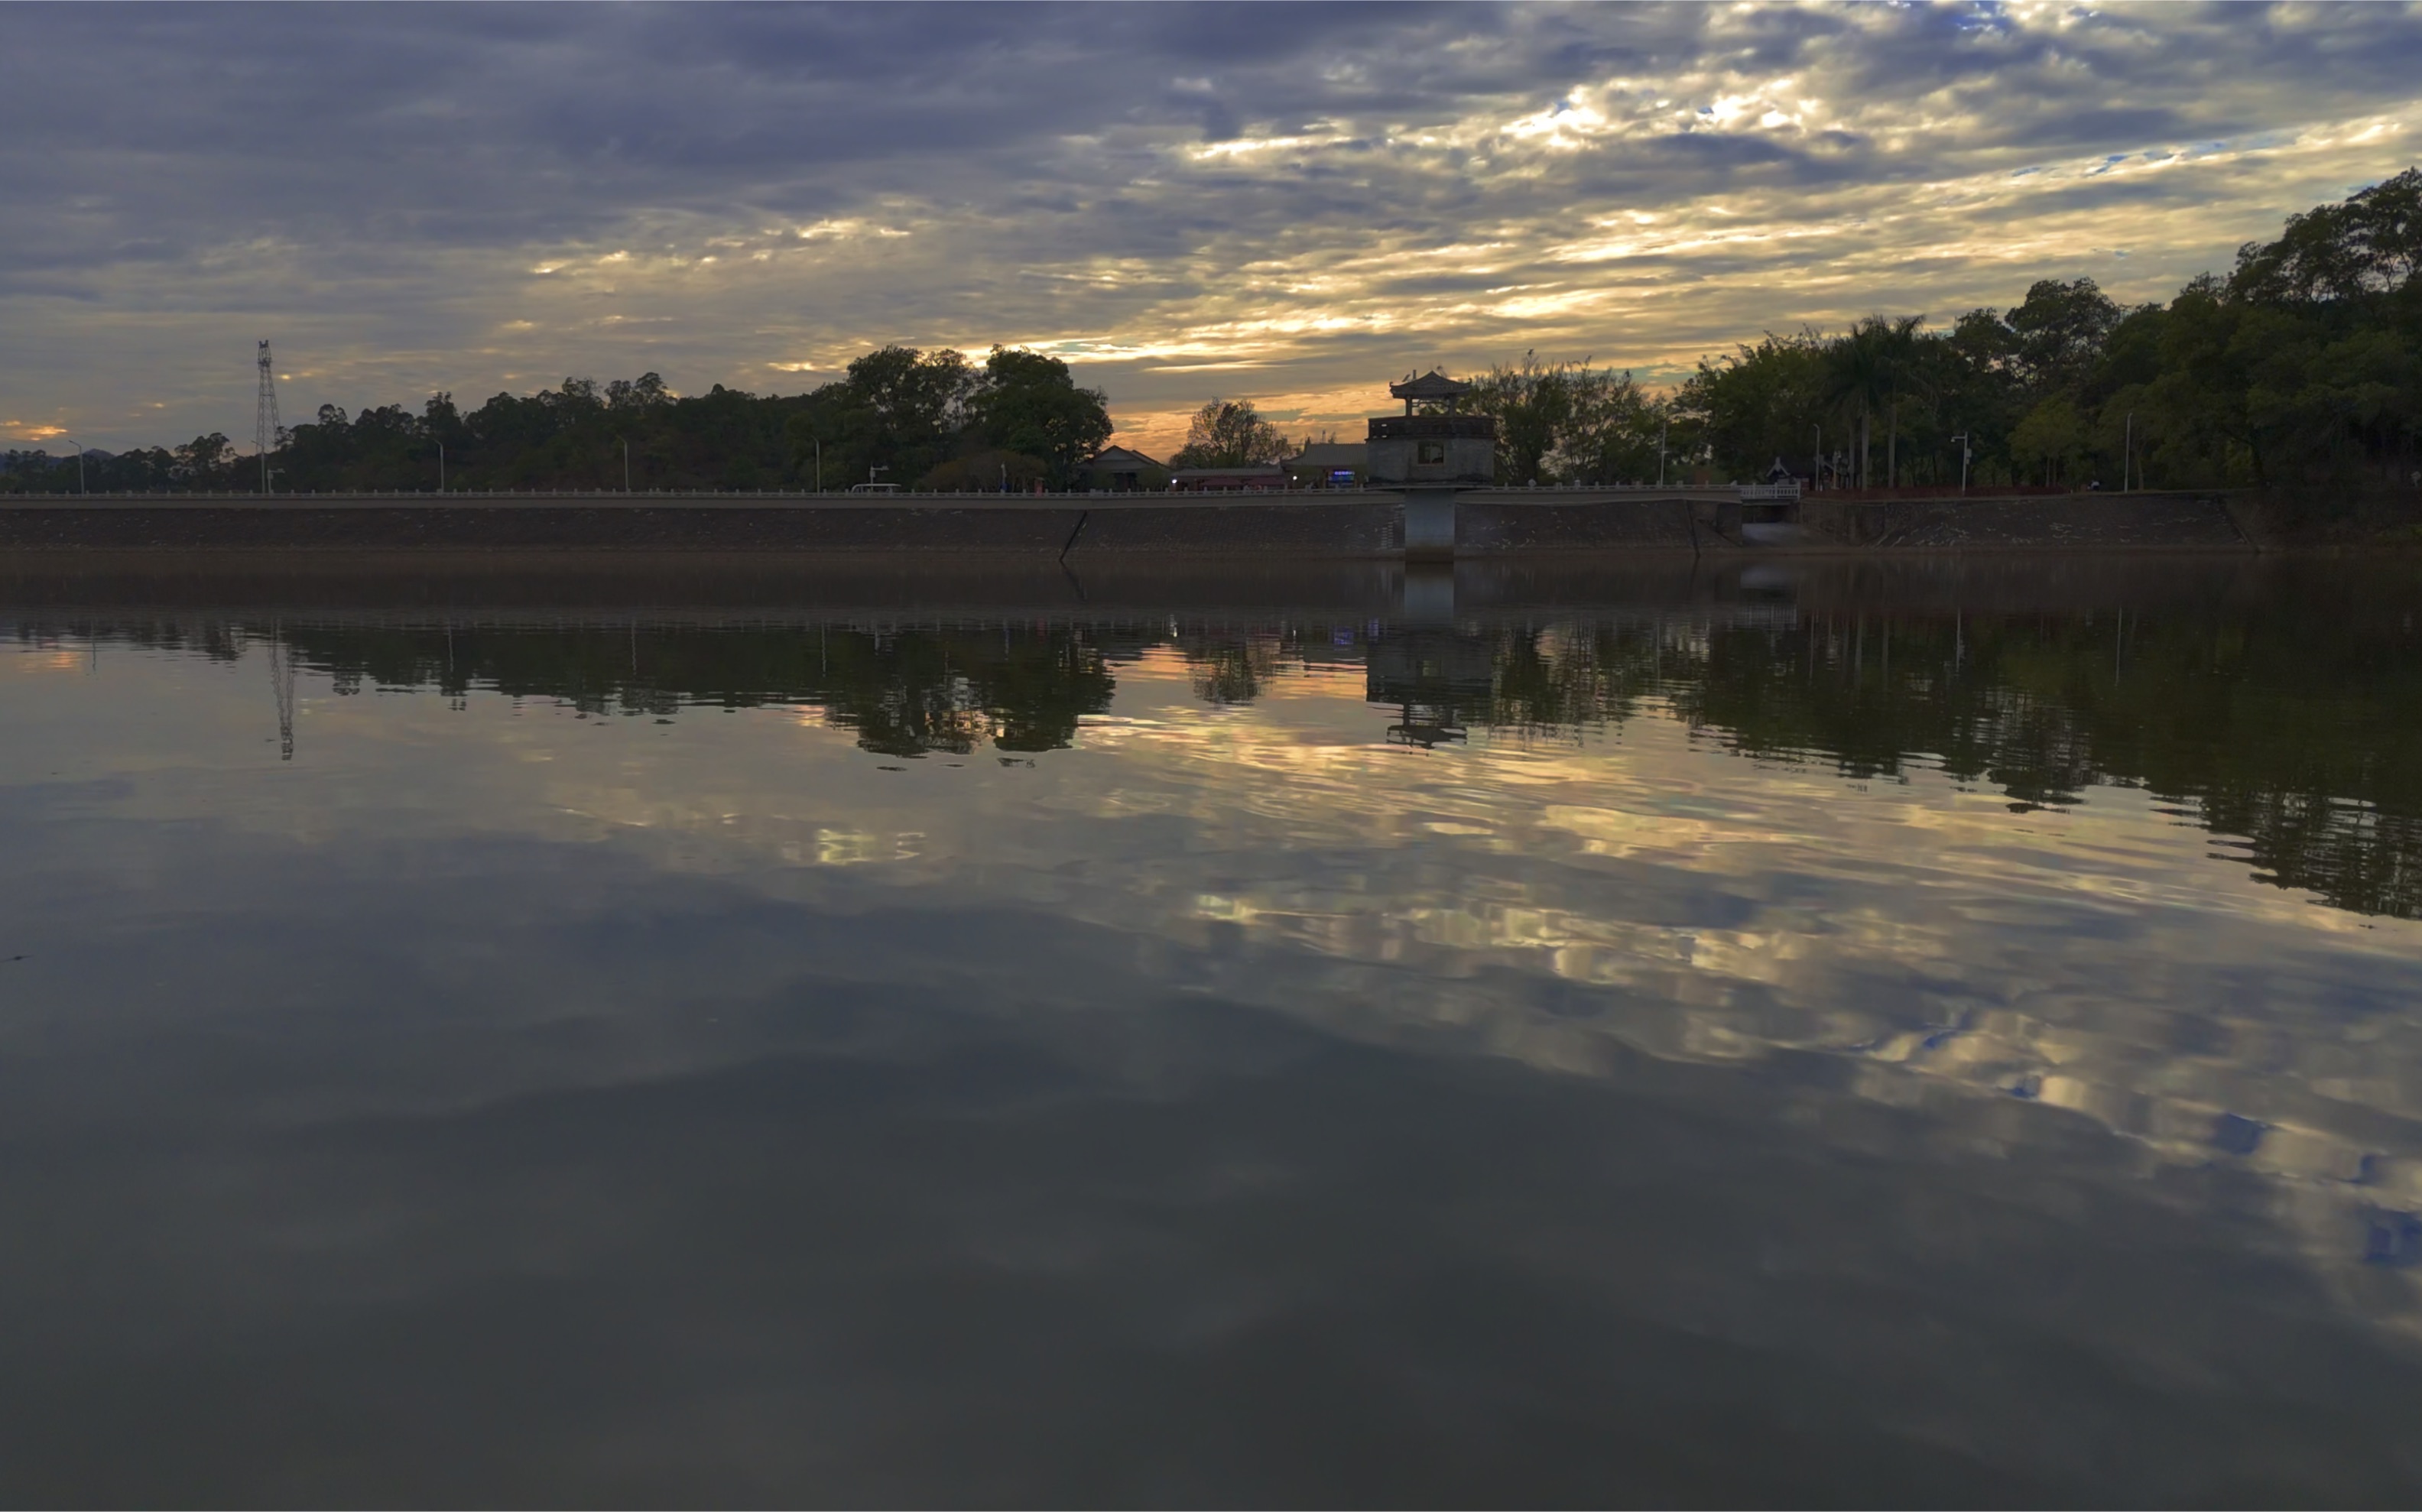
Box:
[2, 568, 2421, 1501]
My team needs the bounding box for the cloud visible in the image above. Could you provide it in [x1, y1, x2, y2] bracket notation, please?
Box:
[3, 2, 2420, 452]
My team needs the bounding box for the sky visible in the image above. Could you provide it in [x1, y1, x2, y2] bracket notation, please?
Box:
[5, 1, 2420, 459]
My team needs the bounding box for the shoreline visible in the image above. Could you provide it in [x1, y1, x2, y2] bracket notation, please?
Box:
[0, 488, 2269, 555]
[6, 547, 2413, 626]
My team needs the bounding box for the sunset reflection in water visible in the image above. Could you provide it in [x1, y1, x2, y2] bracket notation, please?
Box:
[3, 559, 2420, 1503]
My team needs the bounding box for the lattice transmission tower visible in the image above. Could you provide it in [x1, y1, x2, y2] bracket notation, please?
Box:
[267, 626, 296, 761]
[255, 339, 281, 493]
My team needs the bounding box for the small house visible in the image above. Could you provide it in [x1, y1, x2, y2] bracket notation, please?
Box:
[1080, 445, 1167, 492]
[1285, 442, 1368, 488]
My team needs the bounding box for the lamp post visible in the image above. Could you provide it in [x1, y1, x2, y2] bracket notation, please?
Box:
[1813, 424, 1821, 492]
[2122, 411, 2134, 492]
[63, 436, 85, 495]
[815, 439, 823, 492]
[1950, 433, 1971, 495]
[437, 442, 445, 493]
[1657, 417, 1668, 488]
[622, 439, 631, 493]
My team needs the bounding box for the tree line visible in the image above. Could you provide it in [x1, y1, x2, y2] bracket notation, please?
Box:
[1179, 170, 2422, 498]
[2, 345, 1114, 496]
[48, 583, 2417, 919]
[7, 170, 2418, 498]
[1472, 170, 2422, 496]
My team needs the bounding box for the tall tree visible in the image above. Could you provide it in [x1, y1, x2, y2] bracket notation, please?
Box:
[1674, 333, 1828, 485]
[1821, 319, 1900, 488]
[1168, 398, 1290, 467]
[174, 433, 234, 484]
[2231, 167, 2422, 303]
[969, 346, 1113, 487]
[1466, 352, 1576, 485]
[2007, 277, 2122, 396]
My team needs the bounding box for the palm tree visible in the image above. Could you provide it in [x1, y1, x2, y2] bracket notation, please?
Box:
[1822, 320, 1888, 488]
[1821, 316, 1927, 489]
[1875, 315, 1928, 488]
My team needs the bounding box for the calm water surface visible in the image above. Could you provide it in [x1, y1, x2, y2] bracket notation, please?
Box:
[3, 556, 2420, 1505]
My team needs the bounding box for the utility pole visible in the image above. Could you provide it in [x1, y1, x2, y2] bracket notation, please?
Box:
[2123, 411, 2134, 492]
[255, 339, 281, 494]
[815, 439, 822, 492]
[1657, 417, 1668, 487]
[1813, 424, 1821, 492]
[1951, 433, 1971, 495]
[622, 438, 631, 492]
[437, 442, 445, 492]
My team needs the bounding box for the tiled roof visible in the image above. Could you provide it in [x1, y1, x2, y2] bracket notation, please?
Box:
[1388, 370, 1472, 400]
[1290, 443, 1368, 468]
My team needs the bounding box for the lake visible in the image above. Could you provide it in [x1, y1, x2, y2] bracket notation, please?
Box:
[2, 553, 2419, 1505]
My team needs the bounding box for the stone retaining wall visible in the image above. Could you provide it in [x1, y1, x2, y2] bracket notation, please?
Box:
[0, 501, 1401, 554]
[0, 488, 2256, 554]
[1458, 498, 1700, 550]
[1798, 492, 2249, 550]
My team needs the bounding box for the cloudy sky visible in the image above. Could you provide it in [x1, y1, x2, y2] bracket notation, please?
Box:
[5, 1, 2419, 457]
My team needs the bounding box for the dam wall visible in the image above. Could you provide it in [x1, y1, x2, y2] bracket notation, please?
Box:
[1797, 490, 2250, 550]
[0, 487, 2251, 554]
[0, 495, 1399, 554]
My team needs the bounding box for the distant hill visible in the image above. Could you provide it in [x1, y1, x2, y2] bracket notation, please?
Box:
[0, 447, 112, 473]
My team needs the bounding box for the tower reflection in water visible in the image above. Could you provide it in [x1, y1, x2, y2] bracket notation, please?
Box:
[5, 555, 2422, 1505]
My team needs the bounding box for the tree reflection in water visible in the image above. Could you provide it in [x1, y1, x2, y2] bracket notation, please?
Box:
[40, 584, 2417, 918]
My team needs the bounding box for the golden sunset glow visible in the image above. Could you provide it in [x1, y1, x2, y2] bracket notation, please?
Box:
[8, 5, 2421, 453]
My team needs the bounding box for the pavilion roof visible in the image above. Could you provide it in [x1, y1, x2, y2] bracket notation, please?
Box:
[1388, 370, 1472, 400]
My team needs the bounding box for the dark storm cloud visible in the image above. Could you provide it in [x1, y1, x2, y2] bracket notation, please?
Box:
[3, 2, 2420, 449]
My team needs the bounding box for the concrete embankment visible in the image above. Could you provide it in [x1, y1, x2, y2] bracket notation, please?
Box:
[1797, 491, 2251, 550]
[0, 494, 1394, 553]
[0, 487, 2254, 553]
[11, 548, 2371, 630]
[0, 490, 1718, 554]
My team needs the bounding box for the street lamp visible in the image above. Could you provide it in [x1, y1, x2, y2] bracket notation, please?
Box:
[1813, 423, 1821, 492]
[1950, 433, 1972, 495]
[63, 436, 85, 495]
[1657, 417, 1668, 488]
[622, 438, 631, 493]
[437, 441, 445, 493]
[2122, 411, 2134, 492]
